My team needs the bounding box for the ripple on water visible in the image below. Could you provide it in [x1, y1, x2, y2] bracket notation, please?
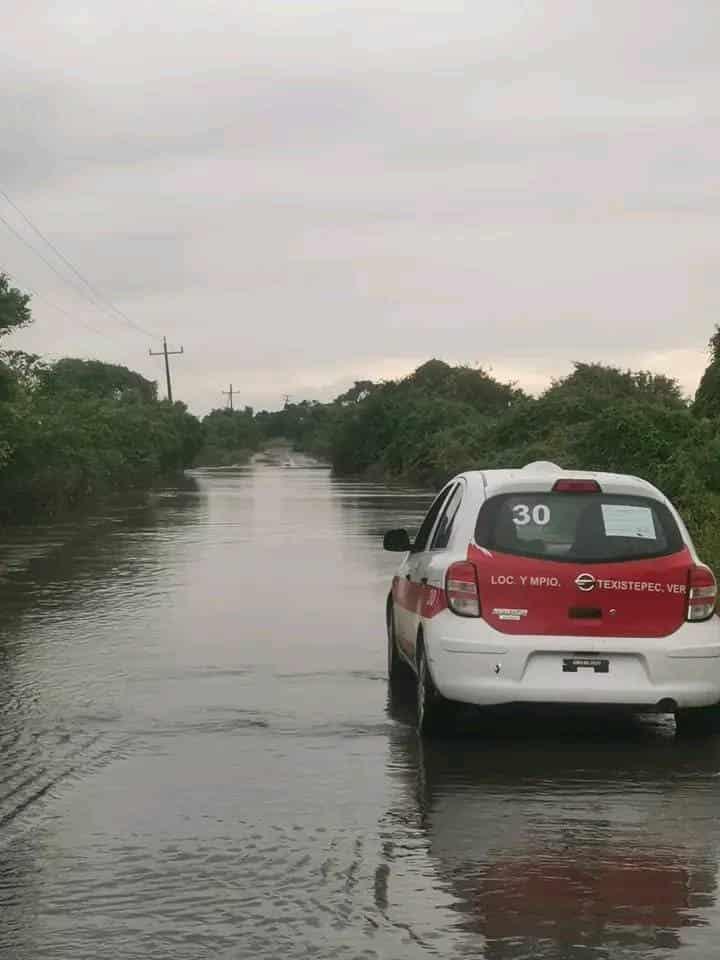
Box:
[27, 821, 462, 960]
[0, 723, 126, 838]
[4, 469, 720, 959]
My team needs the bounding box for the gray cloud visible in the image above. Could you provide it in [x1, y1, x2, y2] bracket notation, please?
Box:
[2, 0, 719, 412]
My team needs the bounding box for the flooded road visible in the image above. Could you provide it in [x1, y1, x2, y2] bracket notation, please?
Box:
[1, 456, 720, 959]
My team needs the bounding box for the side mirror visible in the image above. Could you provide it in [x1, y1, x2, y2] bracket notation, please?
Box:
[383, 528, 412, 552]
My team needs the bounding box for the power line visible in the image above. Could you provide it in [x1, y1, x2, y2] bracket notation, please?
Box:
[0, 192, 157, 339]
[0, 261, 147, 354]
[0, 187, 157, 339]
[0, 209, 149, 340]
[0, 210, 93, 299]
[22, 287, 124, 347]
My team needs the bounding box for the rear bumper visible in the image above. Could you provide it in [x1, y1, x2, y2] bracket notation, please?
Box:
[425, 614, 720, 710]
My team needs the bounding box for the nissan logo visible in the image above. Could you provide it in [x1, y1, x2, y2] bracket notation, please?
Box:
[575, 573, 596, 592]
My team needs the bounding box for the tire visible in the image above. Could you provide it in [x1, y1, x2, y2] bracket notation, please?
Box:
[416, 642, 454, 738]
[675, 705, 720, 738]
[387, 605, 415, 698]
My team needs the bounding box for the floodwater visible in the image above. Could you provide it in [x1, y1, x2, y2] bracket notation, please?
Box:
[1, 454, 720, 959]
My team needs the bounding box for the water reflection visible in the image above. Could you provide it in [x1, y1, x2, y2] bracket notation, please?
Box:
[385, 703, 720, 957]
[0, 478, 206, 845]
[0, 476, 205, 634]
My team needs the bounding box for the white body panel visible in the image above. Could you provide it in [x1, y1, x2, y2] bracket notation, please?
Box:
[423, 608, 720, 709]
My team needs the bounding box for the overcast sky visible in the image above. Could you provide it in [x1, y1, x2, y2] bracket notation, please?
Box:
[2, 1, 718, 413]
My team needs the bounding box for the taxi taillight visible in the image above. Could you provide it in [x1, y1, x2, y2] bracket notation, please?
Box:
[552, 479, 601, 493]
[687, 565, 717, 622]
[446, 561, 481, 618]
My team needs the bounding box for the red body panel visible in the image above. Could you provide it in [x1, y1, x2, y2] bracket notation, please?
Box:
[393, 575, 447, 619]
[468, 544, 692, 638]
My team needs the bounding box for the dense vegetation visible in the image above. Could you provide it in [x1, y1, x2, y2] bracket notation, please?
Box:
[0, 274, 203, 522]
[6, 261, 720, 573]
[194, 406, 260, 466]
[257, 350, 720, 571]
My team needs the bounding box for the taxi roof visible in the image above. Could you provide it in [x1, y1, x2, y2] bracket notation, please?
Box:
[458, 462, 664, 502]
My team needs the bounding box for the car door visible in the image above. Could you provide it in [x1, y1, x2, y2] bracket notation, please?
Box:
[394, 483, 456, 657]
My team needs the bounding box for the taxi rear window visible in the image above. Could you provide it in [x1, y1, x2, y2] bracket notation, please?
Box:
[474, 493, 684, 563]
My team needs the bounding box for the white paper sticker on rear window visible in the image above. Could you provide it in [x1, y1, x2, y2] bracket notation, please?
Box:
[601, 504, 656, 539]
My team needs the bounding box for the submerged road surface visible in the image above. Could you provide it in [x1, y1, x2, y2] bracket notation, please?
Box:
[1, 455, 720, 959]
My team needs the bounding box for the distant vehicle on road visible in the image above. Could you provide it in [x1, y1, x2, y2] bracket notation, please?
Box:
[383, 462, 720, 737]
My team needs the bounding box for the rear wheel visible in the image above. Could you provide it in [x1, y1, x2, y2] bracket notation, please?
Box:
[675, 705, 720, 738]
[417, 642, 454, 738]
[387, 605, 415, 698]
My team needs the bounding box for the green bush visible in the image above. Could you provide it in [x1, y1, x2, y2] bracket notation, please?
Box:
[257, 351, 720, 571]
[0, 359, 203, 522]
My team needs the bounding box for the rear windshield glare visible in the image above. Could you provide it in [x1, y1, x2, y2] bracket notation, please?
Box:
[475, 493, 684, 564]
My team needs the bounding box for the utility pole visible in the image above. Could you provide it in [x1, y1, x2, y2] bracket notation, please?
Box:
[223, 383, 235, 411]
[283, 394, 291, 408]
[149, 337, 184, 403]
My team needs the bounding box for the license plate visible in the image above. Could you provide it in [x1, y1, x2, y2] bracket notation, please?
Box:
[563, 657, 609, 674]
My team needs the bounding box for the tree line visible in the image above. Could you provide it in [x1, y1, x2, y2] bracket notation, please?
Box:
[0, 274, 207, 522]
[5, 267, 720, 572]
[0, 272, 286, 521]
[255, 347, 720, 572]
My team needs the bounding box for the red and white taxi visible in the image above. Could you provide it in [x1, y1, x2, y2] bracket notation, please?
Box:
[384, 462, 720, 736]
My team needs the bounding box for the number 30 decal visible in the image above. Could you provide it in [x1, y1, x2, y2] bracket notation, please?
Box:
[513, 504, 550, 526]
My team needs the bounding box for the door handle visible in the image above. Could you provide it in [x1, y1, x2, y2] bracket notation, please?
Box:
[421, 577, 428, 585]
